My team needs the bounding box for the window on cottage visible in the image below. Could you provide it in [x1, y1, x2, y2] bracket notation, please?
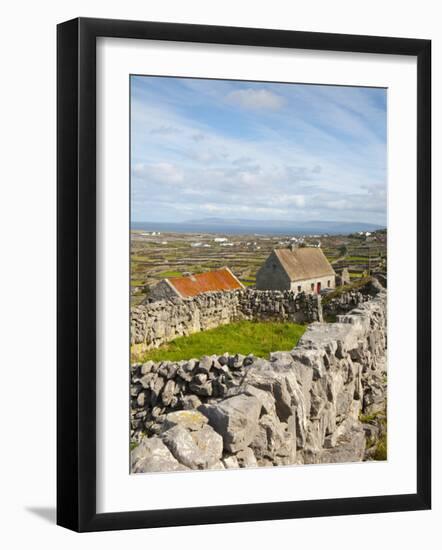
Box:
[327, 280, 330, 287]
[297, 285, 301, 292]
[311, 283, 314, 291]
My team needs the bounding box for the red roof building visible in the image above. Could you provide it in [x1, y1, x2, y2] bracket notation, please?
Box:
[150, 267, 244, 300]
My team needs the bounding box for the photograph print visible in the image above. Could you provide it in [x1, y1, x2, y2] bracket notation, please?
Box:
[130, 75, 387, 474]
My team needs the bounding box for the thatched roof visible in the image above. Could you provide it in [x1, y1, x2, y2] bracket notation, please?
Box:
[274, 247, 335, 282]
[167, 267, 244, 298]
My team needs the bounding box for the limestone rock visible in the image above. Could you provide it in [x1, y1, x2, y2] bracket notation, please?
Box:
[243, 360, 308, 447]
[226, 384, 276, 416]
[189, 373, 213, 396]
[161, 423, 223, 469]
[318, 423, 366, 464]
[195, 355, 213, 374]
[140, 361, 154, 375]
[222, 455, 240, 469]
[158, 362, 177, 379]
[150, 376, 165, 403]
[200, 394, 261, 452]
[180, 394, 202, 410]
[251, 413, 287, 460]
[136, 391, 146, 408]
[236, 447, 258, 468]
[190, 424, 224, 467]
[212, 378, 228, 398]
[162, 409, 208, 432]
[161, 379, 176, 406]
[177, 361, 195, 382]
[130, 285, 387, 470]
[131, 436, 187, 473]
[139, 372, 155, 388]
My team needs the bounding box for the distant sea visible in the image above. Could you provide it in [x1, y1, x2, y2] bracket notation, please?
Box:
[131, 221, 284, 236]
[131, 220, 382, 236]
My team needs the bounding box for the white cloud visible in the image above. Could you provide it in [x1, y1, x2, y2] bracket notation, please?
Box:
[270, 194, 307, 208]
[327, 199, 349, 210]
[238, 170, 260, 185]
[199, 203, 287, 216]
[149, 125, 179, 135]
[226, 88, 285, 110]
[133, 162, 184, 184]
[131, 78, 386, 225]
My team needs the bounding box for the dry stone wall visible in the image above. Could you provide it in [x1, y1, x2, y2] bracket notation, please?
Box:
[131, 287, 387, 472]
[322, 278, 384, 318]
[131, 289, 322, 350]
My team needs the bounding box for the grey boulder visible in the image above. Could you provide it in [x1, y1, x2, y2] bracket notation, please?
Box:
[161, 423, 223, 469]
[131, 436, 187, 473]
[199, 393, 261, 453]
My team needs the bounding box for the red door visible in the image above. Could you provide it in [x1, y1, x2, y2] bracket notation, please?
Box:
[316, 282, 321, 294]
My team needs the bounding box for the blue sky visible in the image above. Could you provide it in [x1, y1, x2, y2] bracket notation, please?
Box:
[131, 76, 387, 225]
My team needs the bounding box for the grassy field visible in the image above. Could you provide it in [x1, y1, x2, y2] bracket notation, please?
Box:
[157, 270, 183, 278]
[346, 255, 369, 262]
[131, 229, 386, 302]
[350, 272, 365, 279]
[131, 226, 387, 305]
[139, 321, 306, 362]
[240, 278, 256, 287]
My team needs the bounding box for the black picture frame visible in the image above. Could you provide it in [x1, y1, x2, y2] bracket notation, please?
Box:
[57, 17, 431, 532]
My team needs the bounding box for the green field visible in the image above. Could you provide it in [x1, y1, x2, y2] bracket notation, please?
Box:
[240, 280, 256, 287]
[157, 270, 183, 278]
[131, 229, 386, 303]
[139, 321, 306, 362]
[346, 255, 369, 262]
[130, 279, 145, 286]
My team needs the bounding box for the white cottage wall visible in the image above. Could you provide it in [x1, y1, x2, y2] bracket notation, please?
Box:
[290, 274, 336, 294]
